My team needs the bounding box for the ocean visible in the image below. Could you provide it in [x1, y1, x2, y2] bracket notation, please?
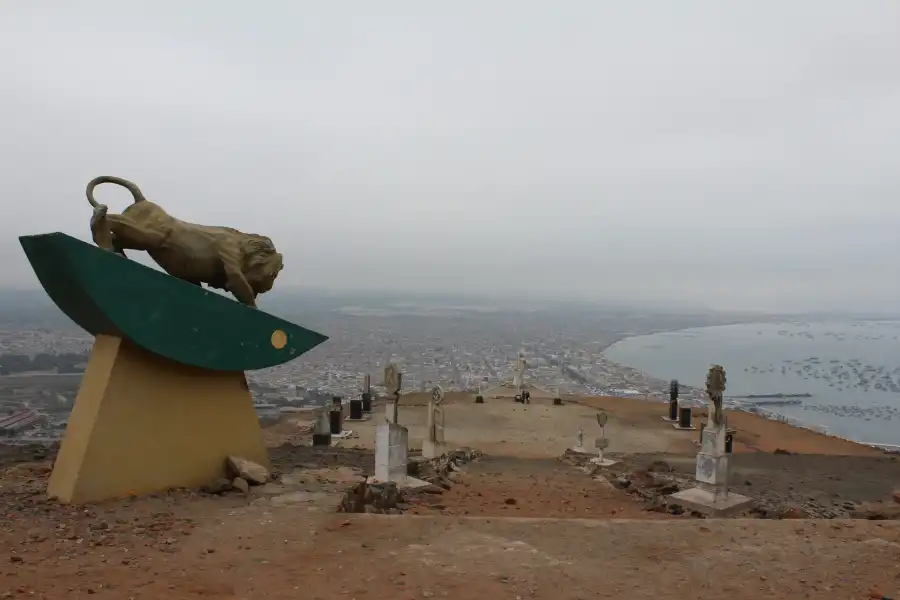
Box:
[603, 321, 900, 447]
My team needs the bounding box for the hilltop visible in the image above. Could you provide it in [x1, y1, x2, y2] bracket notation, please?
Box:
[1, 394, 899, 599]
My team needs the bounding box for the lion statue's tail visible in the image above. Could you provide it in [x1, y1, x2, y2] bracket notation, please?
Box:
[86, 176, 147, 208]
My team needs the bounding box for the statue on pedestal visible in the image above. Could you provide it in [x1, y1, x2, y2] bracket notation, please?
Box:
[705, 365, 727, 427]
[19, 182, 328, 503]
[86, 176, 284, 308]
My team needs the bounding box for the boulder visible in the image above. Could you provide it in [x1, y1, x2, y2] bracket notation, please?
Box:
[226, 456, 270, 485]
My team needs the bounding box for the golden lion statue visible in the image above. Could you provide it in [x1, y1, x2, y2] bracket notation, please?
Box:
[86, 176, 284, 308]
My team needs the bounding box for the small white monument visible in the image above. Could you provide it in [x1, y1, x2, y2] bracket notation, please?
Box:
[590, 412, 617, 466]
[513, 349, 527, 396]
[553, 382, 563, 405]
[668, 365, 753, 516]
[571, 427, 594, 454]
[373, 422, 409, 485]
[422, 385, 448, 458]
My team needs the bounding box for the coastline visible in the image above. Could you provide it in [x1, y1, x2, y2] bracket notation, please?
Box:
[599, 320, 899, 452]
[579, 394, 885, 457]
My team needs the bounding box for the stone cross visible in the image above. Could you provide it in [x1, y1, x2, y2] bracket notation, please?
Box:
[423, 385, 447, 458]
[383, 363, 402, 424]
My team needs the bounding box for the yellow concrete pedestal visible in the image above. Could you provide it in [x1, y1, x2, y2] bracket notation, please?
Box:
[48, 334, 271, 504]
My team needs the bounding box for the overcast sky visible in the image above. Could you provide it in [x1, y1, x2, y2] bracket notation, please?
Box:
[1, 2, 899, 312]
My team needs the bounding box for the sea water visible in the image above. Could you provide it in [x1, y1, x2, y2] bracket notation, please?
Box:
[603, 321, 900, 446]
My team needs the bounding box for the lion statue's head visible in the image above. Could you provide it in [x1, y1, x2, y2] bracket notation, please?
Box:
[242, 235, 284, 296]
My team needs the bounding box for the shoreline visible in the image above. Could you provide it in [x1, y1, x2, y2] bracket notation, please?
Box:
[599, 319, 898, 452]
[578, 394, 886, 457]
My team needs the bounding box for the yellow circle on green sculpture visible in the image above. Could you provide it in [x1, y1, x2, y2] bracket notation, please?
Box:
[271, 329, 288, 349]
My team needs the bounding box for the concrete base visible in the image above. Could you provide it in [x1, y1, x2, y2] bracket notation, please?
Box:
[375, 422, 408, 485]
[366, 475, 432, 490]
[311, 434, 332, 447]
[667, 487, 754, 517]
[345, 414, 372, 422]
[589, 457, 619, 467]
[672, 423, 697, 431]
[422, 439, 448, 459]
[48, 335, 270, 504]
[569, 446, 595, 455]
[661, 415, 678, 422]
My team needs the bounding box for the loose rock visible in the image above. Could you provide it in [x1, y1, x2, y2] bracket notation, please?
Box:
[226, 456, 269, 485]
[201, 478, 233, 495]
[232, 477, 250, 494]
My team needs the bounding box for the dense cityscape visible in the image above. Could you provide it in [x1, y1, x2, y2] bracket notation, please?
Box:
[0, 290, 764, 442]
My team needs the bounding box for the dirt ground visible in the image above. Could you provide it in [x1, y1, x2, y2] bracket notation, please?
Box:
[3, 394, 900, 599]
[5, 507, 900, 599]
[407, 454, 674, 520]
[349, 396, 699, 457]
[388, 392, 885, 457]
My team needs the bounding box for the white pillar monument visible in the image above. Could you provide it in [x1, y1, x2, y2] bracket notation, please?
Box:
[422, 385, 448, 459]
[669, 365, 753, 516]
[590, 411, 617, 466]
[374, 422, 408, 485]
[383, 362, 401, 424]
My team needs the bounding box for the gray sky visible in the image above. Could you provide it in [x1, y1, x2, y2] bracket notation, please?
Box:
[2, 2, 899, 313]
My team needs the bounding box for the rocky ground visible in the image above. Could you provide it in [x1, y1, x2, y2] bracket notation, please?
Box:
[4, 396, 900, 598]
[559, 450, 900, 520]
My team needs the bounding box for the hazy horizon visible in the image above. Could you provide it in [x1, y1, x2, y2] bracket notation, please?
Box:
[2, 2, 899, 313]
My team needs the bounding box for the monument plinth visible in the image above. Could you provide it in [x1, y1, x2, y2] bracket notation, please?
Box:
[20, 232, 328, 503]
